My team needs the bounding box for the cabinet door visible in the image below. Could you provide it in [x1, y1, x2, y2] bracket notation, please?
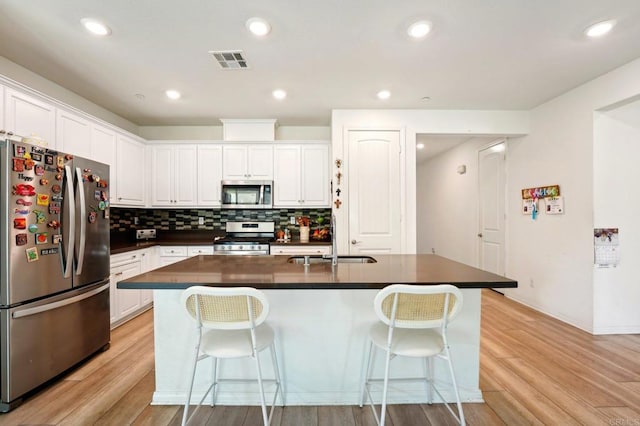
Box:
[91, 124, 117, 202]
[301, 144, 330, 206]
[0, 85, 5, 132]
[247, 145, 273, 179]
[197, 145, 223, 206]
[57, 109, 91, 157]
[139, 250, 153, 305]
[151, 145, 174, 206]
[174, 145, 198, 206]
[222, 145, 247, 179]
[5, 88, 56, 148]
[114, 261, 142, 319]
[115, 135, 146, 206]
[273, 145, 301, 206]
[109, 272, 118, 324]
[222, 144, 273, 180]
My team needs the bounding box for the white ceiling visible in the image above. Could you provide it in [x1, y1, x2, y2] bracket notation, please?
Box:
[416, 134, 471, 163]
[1, 1, 640, 127]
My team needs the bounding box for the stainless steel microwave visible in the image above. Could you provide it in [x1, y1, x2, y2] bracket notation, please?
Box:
[221, 180, 273, 209]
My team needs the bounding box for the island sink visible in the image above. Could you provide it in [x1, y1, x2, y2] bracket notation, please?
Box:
[287, 255, 378, 265]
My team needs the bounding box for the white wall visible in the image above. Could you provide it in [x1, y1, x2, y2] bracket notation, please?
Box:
[593, 104, 640, 334]
[0, 56, 139, 135]
[331, 109, 529, 255]
[504, 57, 640, 333]
[417, 137, 499, 265]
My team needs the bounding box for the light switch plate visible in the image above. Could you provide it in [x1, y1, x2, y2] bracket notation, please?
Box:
[198, 217, 205, 225]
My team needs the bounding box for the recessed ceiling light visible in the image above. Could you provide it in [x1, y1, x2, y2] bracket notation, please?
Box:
[377, 90, 391, 100]
[165, 90, 181, 100]
[585, 19, 616, 38]
[407, 20, 432, 39]
[81, 18, 111, 36]
[246, 17, 271, 36]
[272, 89, 287, 100]
[416, 143, 425, 150]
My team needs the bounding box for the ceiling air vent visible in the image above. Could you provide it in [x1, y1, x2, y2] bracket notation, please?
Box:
[209, 50, 249, 69]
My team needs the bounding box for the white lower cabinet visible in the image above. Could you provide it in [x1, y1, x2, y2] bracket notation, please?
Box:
[158, 246, 188, 266]
[271, 245, 332, 255]
[110, 248, 153, 328]
[187, 246, 214, 256]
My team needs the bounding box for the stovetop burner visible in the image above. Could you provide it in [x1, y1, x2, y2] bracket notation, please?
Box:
[214, 236, 274, 245]
[213, 221, 275, 255]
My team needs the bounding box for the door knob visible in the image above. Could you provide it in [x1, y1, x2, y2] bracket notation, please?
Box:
[351, 239, 360, 245]
[477, 233, 483, 238]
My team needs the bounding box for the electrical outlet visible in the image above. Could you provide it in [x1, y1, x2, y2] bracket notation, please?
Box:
[290, 216, 296, 225]
[134, 217, 139, 225]
[198, 217, 205, 225]
[529, 278, 534, 288]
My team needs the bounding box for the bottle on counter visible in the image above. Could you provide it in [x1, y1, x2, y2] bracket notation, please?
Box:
[284, 229, 291, 241]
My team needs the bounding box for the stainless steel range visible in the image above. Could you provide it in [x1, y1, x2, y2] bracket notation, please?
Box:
[213, 221, 275, 255]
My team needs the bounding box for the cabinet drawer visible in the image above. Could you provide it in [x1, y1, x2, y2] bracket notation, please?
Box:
[158, 246, 188, 257]
[188, 246, 214, 256]
[271, 245, 332, 255]
[111, 250, 144, 268]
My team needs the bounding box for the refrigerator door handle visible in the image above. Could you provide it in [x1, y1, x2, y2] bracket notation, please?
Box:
[11, 283, 109, 319]
[63, 165, 76, 278]
[75, 167, 87, 275]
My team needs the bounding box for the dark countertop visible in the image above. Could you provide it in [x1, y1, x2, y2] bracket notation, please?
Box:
[110, 231, 331, 254]
[110, 230, 222, 254]
[117, 254, 518, 290]
[270, 239, 331, 246]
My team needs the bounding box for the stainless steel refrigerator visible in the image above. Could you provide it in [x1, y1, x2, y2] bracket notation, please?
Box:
[0, 136, 111, 412]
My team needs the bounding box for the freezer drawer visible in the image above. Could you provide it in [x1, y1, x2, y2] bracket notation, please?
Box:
[0, 281, 110, 410]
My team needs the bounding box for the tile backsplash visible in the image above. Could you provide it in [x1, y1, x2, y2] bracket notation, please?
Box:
[110, 207, 332, 232]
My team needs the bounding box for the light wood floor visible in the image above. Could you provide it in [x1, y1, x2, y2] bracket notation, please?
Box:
[2, 290, 640, 425]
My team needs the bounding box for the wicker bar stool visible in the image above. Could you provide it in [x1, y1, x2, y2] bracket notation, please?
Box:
[360, 284, 465, 426]
[180, 286, 283, 426]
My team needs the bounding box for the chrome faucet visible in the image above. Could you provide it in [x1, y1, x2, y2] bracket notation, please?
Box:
[323, 214, 338, 266]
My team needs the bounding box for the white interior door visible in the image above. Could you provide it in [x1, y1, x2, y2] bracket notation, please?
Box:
[478, 141, 506, 274]
[348, 130, 401, 254]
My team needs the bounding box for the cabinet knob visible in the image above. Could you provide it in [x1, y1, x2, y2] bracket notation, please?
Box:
[351, 239, 361, 245]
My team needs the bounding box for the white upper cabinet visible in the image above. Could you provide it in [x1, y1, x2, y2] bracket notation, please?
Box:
[151, 145, 173, 206]
[174, 145, 198, 205]
[4, 88, 56, 148]
[273, 145, 301, 205]
[0, 85, 5, 131]
[274, 143, 330, 207]
[150, 144, 198, 207]
[91, 124, 117, 203]
[197, 145, 223, 206]
[56, 109, 91, 158]
[115, 134, 146, 206]
[223, 144, 273, 180]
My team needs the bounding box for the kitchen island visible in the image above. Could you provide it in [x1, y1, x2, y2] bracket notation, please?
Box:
[118, 254, 517, 406]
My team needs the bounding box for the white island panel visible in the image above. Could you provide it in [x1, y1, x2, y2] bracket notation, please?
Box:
[151, 288, 483, 406]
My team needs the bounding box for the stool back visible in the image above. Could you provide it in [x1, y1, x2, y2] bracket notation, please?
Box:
[374, 284, 463, 330]
[181, 286, 269, 330]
